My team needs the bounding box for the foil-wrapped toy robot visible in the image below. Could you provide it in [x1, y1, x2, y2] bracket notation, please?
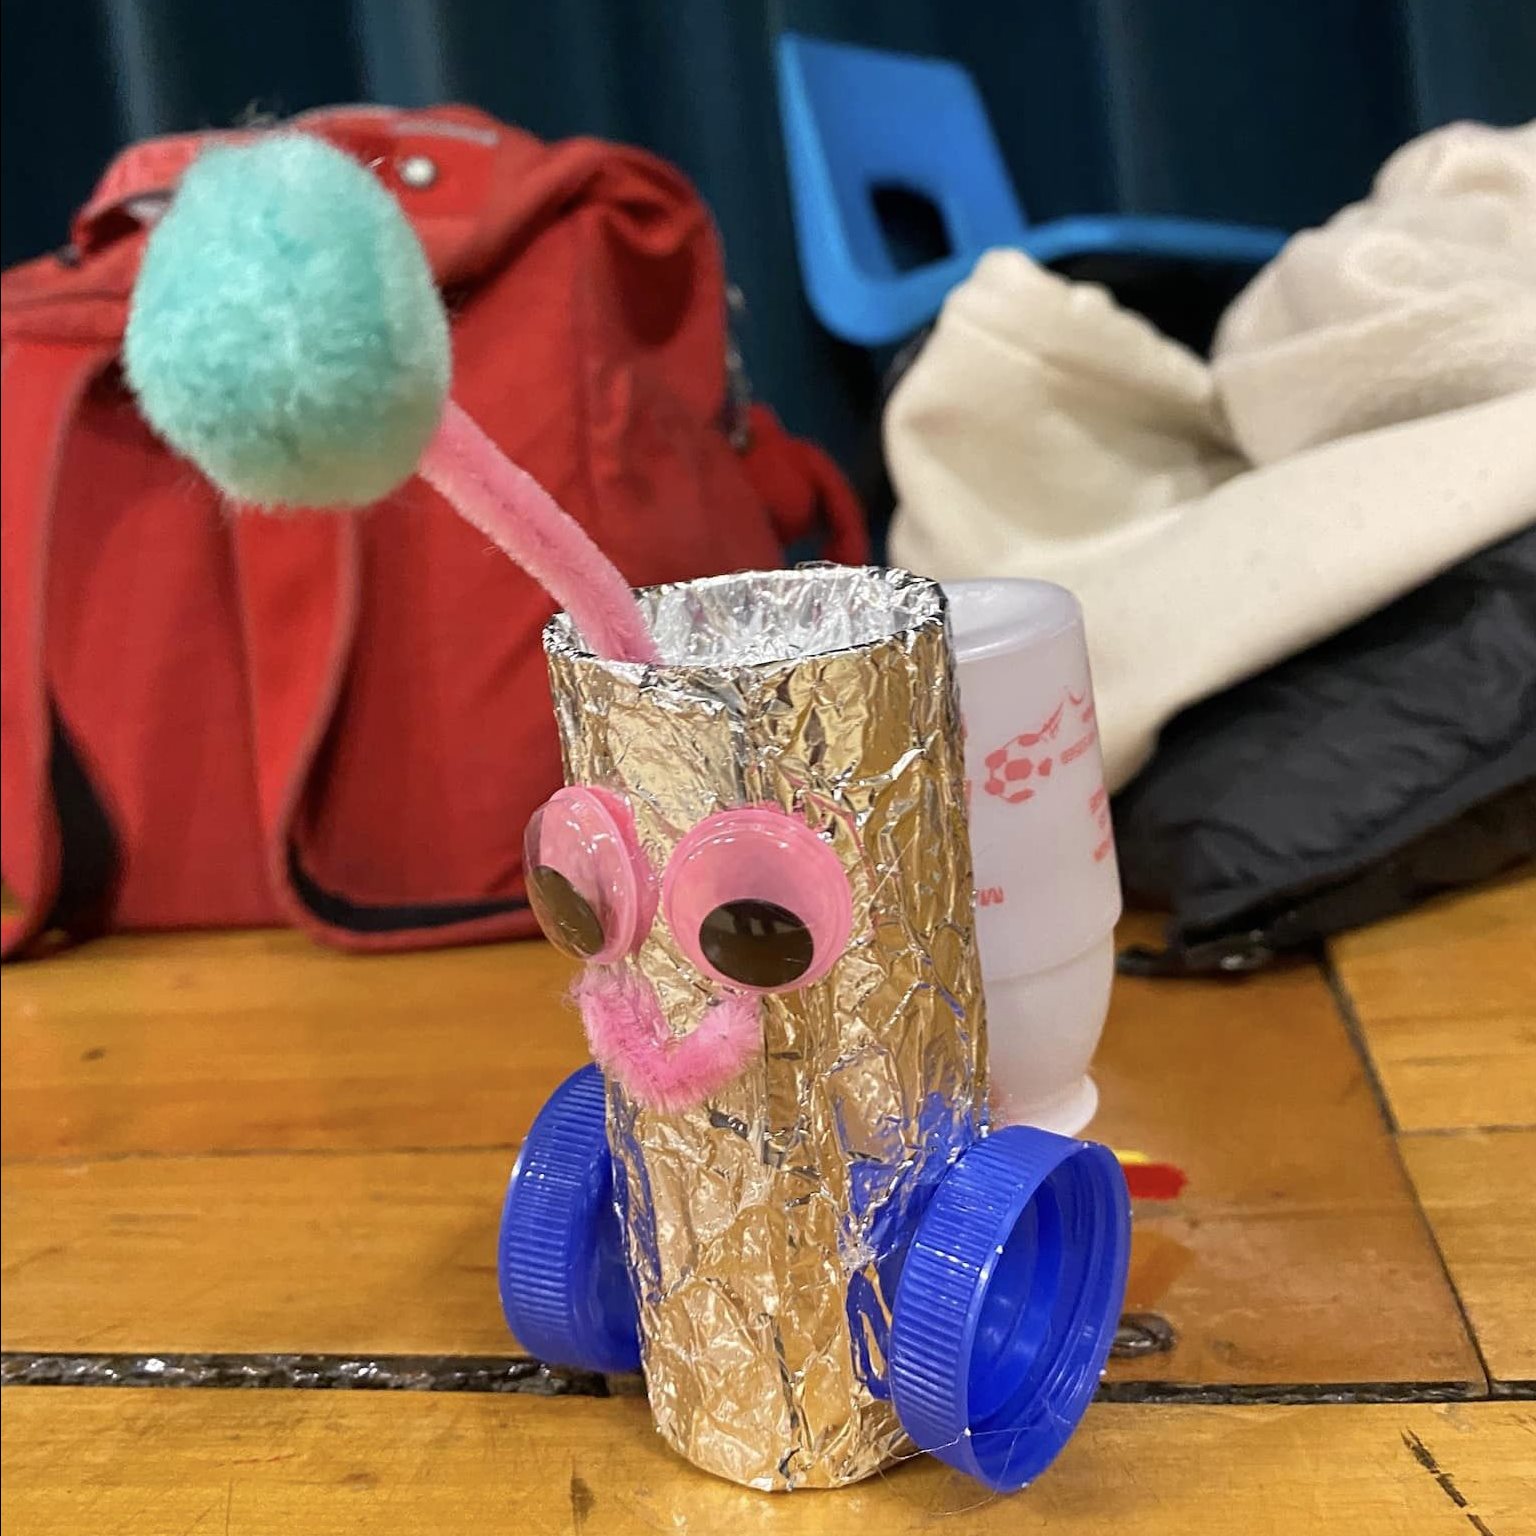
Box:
[505, 567, 1131, 1493]
[123, 130, 1131, 1498]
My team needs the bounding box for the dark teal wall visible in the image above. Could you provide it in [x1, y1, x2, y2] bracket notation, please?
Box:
[5, 0, 1532, 470]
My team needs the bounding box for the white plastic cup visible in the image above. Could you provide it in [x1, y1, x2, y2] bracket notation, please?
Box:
[942, 580, 1122, 1135]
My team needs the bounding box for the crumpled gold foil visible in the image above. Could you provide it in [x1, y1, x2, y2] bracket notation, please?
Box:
[545, 566, 986, 1491]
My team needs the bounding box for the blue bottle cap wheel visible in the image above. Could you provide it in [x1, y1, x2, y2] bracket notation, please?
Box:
[888, 1126, 1131, 1492]
[497, 1064, 641, 1374]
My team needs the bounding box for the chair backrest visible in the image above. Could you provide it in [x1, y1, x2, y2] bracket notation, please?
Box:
[777, 32, 1029, 284]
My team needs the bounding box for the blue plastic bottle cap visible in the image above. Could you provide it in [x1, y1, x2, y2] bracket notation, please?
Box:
[888, 1126, 1131, 1492]
[497, 1064, 641, 1375]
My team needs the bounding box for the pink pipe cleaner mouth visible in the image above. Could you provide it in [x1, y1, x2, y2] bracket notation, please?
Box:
[575, 967, 760, 1112]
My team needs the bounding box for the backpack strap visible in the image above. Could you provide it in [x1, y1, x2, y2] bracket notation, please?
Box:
[231, 503, 538, 952]
[227, 507, 360, 937]
[0, 337, 120, 957]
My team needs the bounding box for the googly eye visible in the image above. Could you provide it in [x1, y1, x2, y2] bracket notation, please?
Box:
[525, 787, 654, 963]
[662, 807, 853, 993]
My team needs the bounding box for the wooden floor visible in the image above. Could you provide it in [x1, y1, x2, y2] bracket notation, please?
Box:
[3, 877, 1533, 1534]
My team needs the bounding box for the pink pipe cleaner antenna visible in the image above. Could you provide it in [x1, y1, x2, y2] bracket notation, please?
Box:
[420, 404, 659, 664]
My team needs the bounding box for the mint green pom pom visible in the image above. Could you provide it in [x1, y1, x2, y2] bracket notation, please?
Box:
[124, 135, 450, 507]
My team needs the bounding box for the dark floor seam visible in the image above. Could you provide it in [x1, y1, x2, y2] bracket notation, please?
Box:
[3, 1352, 1530, 1405]
[1320, 951, 1400, 1135]
[0, 1351, 610, 1396]
[1321, 951, 1499, 1397]
[1, 1140, 524, 1171]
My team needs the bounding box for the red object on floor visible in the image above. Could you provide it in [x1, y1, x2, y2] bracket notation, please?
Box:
[0, 106, 867, 960]
[1118, 1157, 1190, 1202]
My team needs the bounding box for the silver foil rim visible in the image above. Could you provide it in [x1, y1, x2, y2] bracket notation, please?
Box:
[544, 563, 947, 676]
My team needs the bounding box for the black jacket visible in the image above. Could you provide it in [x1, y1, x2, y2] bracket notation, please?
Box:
[1114, 523, 1536, 975]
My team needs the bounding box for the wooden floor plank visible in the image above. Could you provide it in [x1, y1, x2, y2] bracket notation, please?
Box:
[1401, 1129, 1536, 1384]
[0, 1131, 1477, 1385]
[3, 1390, 1529, 1536]
[1331, 876, 1536, 1133]
[1097, 918, 1481, 1388]
[1, 1149, 513, 1356]
[2, 918, 1483, 1386]
[1, 930, 587, 1162]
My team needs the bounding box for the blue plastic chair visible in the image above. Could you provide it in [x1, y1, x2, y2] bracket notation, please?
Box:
[776, 33, 1288, 347]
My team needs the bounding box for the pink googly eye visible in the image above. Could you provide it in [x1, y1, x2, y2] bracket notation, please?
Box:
[525, 787, 655, 963]
[662, 807, 853, 994]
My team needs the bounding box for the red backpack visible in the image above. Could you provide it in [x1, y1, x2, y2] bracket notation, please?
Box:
[0, 105, 866, 959]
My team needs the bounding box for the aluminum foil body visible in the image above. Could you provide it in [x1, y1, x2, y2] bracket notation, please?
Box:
[544, 566, 986, 1491]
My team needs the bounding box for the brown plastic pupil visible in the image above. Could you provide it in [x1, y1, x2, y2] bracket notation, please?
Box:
[529, 865, 605, 958]
[699, 899, 813, 988]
